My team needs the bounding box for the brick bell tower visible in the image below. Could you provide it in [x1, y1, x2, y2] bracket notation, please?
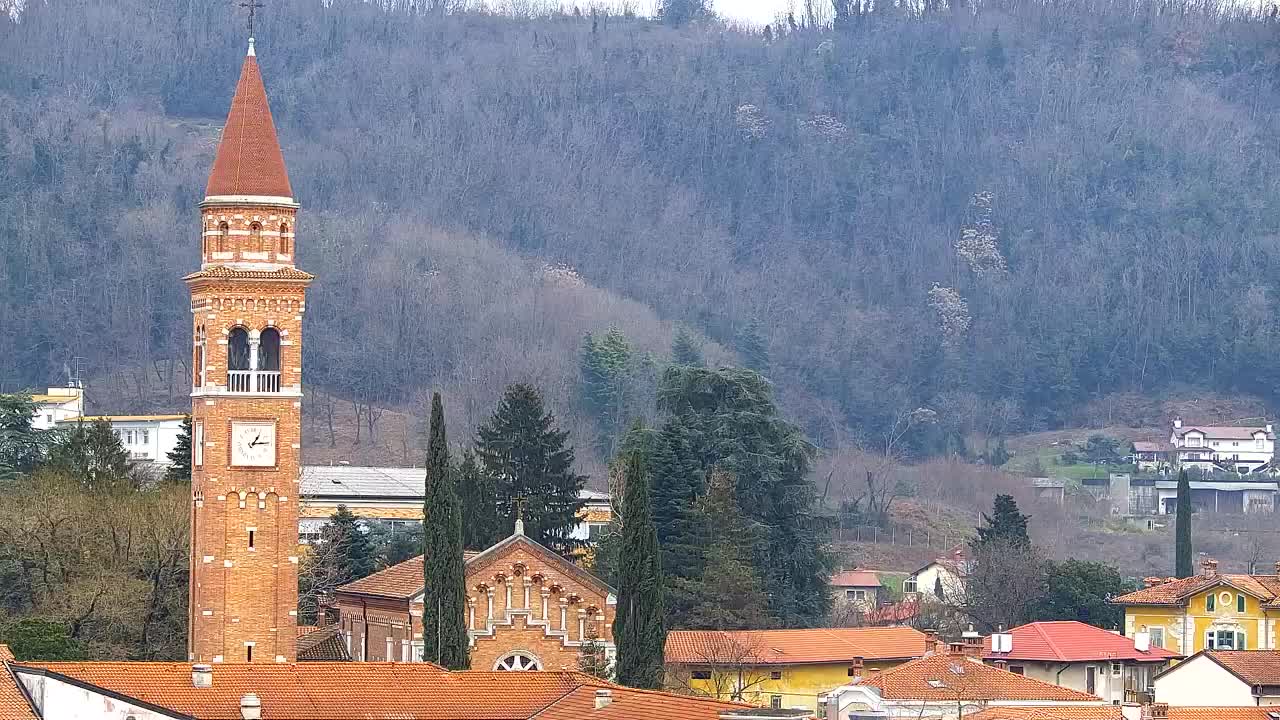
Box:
[186, 37, 311, 663]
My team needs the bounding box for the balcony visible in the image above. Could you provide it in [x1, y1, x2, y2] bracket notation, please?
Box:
[227, 370, 281, 393]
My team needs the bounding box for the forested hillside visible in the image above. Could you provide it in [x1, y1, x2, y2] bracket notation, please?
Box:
[4, 0, 1280, 460]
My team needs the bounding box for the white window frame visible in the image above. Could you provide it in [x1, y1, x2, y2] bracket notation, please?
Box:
[194, 421, 204, 467]
[1111, 662, 1122, 677]
[1206, 629, 1246, 650]
[1149, 627, 1165, 649]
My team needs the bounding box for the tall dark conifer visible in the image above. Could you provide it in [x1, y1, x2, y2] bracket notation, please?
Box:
[613, 428, 665, 689]
[164, 415, 192, 483]
[475, 384, 587, 555]
[457, 449, 502, 551]
[421, 393, 469, 669]
[650, 418, 705, 608]
[975, 494, 1031, 548]
[1175, 470, 1193, 578]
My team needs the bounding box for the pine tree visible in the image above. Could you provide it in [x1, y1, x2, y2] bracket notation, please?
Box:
[421, 393, 469, 669]
[1175, 469, 1193, 578]
[650, 418, 705, 585]
[322, 505, 378, 585]
[734, 318, 770, 375]
[164, 415, 192, 483]
[47, 419, 131, 490]
[677, 469, 770, 629]
[457, 449, 502, 551]
[670, 327, 704, 367]
[975, 494, 1031, 548]
[613, 429, 665, 689]
[581, 329, 633, 454]
[0, 393, 45, 479]
[476, 384, 587, 555]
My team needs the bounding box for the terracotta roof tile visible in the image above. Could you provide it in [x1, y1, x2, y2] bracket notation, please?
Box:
[1113, 573, 1280, 607]
[830, 570, 881, 588]
[1167, 709, 1280, 720]
[864, 599, 920, 625]
[856, 654, 1100, 701]
[0, 646, 38, 720]
[982, 621, 1179, 663]
[296, 625, 350, 662]
[205, 48, 293, 199]
[10, 662, 743, 720]
[664, 627, 926, 665]
[337, 551, 480, 599]
[1202, 649, 1280, 685]
[965, 708, 1123, 720]
[184, 266, 315, 282]
[1174, 425, 1273, 441]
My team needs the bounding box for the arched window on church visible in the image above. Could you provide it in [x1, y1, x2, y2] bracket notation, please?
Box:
[493, 652, 542, 671]
[217, 222, 229, 253]
[227, 327, 251, 392]
[258, 327, 281, 392]
[250, 222, 263, 253]
[279, 223, 290, 255]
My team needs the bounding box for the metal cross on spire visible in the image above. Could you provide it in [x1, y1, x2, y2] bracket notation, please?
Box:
[513, 496, 527, 535]
[240, 0, 264, 37]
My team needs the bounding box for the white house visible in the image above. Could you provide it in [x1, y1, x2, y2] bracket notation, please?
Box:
[907, 544, 970, 603]
[1153, 650, 1280, 706]
[57, 414, 187, 465]
[1170, 418, 1275, 475]
[27, 387, 84, 430]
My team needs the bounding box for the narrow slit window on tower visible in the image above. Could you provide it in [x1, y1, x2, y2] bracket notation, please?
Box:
[280, 223, 290, 254]
[248, 529, 255, 549]
[250, 222, 263, 253]
[217, 222, 229, 253]
[246, 645, 253, 662]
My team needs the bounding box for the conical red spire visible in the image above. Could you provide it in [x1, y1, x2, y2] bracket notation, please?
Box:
[205, 40, 293, 200]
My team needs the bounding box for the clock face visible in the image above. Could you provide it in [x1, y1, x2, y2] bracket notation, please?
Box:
[230, 421, 276, 467]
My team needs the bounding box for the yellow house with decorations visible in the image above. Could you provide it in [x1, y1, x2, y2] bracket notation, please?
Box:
[664, 626, 930, 712]
[1113, 558, 1280, 656]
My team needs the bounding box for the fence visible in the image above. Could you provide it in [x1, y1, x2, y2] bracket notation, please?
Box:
[830, 522, 965, 552]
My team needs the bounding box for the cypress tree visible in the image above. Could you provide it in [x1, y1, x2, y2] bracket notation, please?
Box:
[421, 393, 469, 669]
[975, 494, 1031, 548]
[164, 415, 192, 483]
[1175, 469, 1193, 578]
[457, 449, 502, 551]
[613, 428, 666, 689]
[476, 384, 587, 555]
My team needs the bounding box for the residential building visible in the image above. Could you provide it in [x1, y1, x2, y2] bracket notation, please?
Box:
[821, 645, 1104, 719]
[1132, 441, 1173, 473]
[334, 519, 614, 672]
[1113, 558, 1280, 656]
[27, 387, 83, 430]
[1169, 417, 1275, 475]
[4, 653, 747, 720]
[831, 569, 882, 609]
[1081, 472, 1276, 516]
[58, 414, 186, 464]
[665, 626, 929, 712]
[1152, 649, 1280, 707]
[908, 544, 969, 602]
[298, 464, 611, 545]
[981, 621, 1179, 704]
[966, 705, 1280, 719]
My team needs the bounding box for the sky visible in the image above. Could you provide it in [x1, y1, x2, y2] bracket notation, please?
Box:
[713, 0, 793, 25]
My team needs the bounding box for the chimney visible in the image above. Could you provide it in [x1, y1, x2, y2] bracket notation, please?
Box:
[594, 689, 612, 710]
[240, 694, 262, 720]
[1173, 417, 1182, 429]
[849, 656, 864, 678]
[191, 664, 213, 688]
[1201, 558, 1218, 577]
[1266, 423, 1273, 435]
[1142, 576, 1164, 588]
[1274, 561, 1280, 576]
[961, 625, 982, 659]
[922, 629, 939, 656]
[1147, 703, 1169, 720]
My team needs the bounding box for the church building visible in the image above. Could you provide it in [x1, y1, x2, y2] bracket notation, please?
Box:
[186, 36, 311, 664]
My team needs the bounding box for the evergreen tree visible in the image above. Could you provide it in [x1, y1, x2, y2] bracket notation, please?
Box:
[975, 494, 1031, 549]
[613, 428, 666, 688]
[1, 619, 86, 661]
[734, 318, 770, 376]
[164, 415, 192, 483]
[933, 575, 945, 601]
[0, 394, 45, 479]
[476, 384, 587, 555]
[322, 505, 378, 585]
[457, 449, 502, 550]
[1032, 559, 1134, 628]
[47, 419, 131, 490]
[657, 0, 708, 25]
[1175, 469, 1193, 578]
[987, 437, 1010, 467]
[670, 327, 704, 367]
[650, 418, 705, 587]
[580, 329, 633, 455]
[677, 470, 770, 629]
[421, 393, 469, 669]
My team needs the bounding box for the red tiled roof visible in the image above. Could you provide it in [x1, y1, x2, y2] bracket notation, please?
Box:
[184, 266, 315, 282]
[1173, 425, 1273, 441]
[9, 662, 742, 720]
[982, 621, 1179, 663]
[864, 600, 920, 625]
[1198, 649, 1280, 685]
[296, 625, 350, 662]
[856, 654, 1100, 701]
[965, 708, 1123, 720]
[831, 570, 881, 588]
[664, 627, 926, 665]
[1167, 710, 1280, 720]
[205, 46, 293, 199]
[335, 551, 479, 599]
[1112, 573, 1280, 607]
[0, 645, 38, 720]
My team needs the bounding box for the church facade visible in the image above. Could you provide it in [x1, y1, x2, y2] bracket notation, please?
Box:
[186, 38, 311, 663]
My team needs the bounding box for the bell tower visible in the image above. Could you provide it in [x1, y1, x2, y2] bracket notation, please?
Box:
[187, 37, 311, 663]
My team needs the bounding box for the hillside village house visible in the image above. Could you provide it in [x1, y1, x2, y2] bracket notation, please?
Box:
[27, 386, 83, 430]
[298, 464, 611, 545]
[1169, 418, 1275, 475]
[58, 414, 187, 464]
[1113, 558, 1280, 656]
[333, 518, 615, 672]
[981, 621, 1179, 705]
[821, 641, 1105, 719]
[1151, 649, 1280, 707]
[908, 544, 970, 602]
[830, 569, 882, 609]
[664, 626, 929, 712]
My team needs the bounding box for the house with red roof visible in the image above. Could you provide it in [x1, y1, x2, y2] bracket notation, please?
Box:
[981, 621, 1179, 705]
[830, 569, 882, 609]
[1151, 649, 1280, 707]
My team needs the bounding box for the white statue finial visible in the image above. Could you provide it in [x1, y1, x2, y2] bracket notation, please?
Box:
[247, 37, 256, 57]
